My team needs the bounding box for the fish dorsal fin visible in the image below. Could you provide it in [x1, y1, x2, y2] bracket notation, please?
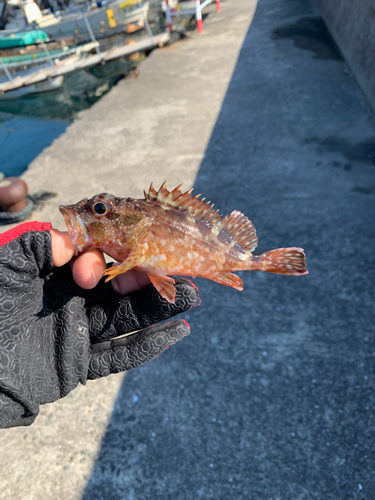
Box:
[145, 181, 223, 225]
[220, 210, 258, 252]
[145, 182, 258, 252]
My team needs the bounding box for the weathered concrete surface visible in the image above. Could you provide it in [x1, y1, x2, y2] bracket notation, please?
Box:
[0, 375, 124, 500]
[313, 0, 375, 114]
[0, 1, 257, 499]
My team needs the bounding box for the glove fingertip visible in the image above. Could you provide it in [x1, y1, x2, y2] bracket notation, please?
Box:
[177, 277, 199, 293]
[174, 280, 200, 310]
[166, 318, 191, 341]
[182, 319, 190, 328]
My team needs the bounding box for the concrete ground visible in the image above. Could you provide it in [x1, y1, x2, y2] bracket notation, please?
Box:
[1, 0, 375, 498]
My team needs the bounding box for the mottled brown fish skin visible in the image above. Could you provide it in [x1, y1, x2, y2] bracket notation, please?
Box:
[59, 182, 307, 303]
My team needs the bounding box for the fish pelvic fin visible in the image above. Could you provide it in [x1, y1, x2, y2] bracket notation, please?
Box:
[211, 272, 244, 291]
[147, 274, 176, 303]
[252, 247, 308, 276]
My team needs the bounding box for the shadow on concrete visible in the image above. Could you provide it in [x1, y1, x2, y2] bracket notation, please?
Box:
[82, 0, 375, 498]
[272, 15, 343, 61]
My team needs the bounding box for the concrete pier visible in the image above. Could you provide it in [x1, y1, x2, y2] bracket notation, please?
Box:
[1, 0, 375, 498]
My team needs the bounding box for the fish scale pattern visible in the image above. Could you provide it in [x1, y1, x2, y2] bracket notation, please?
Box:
[0, 230, 199, 429]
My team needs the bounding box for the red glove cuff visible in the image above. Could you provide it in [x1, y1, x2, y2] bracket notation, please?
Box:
[0, 222, 52, 247]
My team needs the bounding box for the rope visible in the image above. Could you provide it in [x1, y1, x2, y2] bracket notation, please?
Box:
[0, 197, 34, 224]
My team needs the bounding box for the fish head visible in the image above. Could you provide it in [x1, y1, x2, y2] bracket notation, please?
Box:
[59, 193, 121, 252]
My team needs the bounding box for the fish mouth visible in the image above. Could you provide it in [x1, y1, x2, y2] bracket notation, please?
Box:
[59, 205, 89, 252]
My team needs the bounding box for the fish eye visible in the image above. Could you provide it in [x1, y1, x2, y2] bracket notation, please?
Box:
[90, 199, 112, 217]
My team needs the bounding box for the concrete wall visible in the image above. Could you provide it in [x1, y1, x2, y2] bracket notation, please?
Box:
[313, 0, 375, 114]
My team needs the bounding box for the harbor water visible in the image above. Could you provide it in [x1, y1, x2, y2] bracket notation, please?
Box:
[0, 112, 69, 177]
[0, 0, 196, 178]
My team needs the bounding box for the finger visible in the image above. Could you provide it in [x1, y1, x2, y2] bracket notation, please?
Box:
[51, 228, 106, 288]
[83, 267, 154, 306]
[88, 319, 190, 379]
[71, 250, 107, 289]
[111, 268, 151, 295]
[89, 278, 200, 342]
[51, 228, 150, 291]
[50, 229, 76, 267]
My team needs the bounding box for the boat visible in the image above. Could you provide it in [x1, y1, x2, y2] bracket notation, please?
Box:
[0, 41, 98, 75]
[0, 29, 68, 72]
[0, 30, 170, 117]
[0, 0, 150, 40]
[0, 29, 48, 48]
[0, 71, 64, 98]
[0, 38, 67, 58]
[0, 43, 70, 69]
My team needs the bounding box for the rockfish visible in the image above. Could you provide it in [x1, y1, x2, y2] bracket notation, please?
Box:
[59, 182, 308, 303]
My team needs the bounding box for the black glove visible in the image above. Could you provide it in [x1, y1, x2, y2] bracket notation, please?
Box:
[0, 223, 199, 429]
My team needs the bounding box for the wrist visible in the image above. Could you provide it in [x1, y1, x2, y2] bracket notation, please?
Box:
[0, 222, 54, 282]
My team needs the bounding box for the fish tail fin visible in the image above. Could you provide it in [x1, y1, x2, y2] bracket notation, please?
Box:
[252, 247, 308, 276]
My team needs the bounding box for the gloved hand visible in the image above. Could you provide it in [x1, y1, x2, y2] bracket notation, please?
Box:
[0, 222, 199, 429]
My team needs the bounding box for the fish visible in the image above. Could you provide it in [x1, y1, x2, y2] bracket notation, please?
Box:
[59, 182, 308, 303]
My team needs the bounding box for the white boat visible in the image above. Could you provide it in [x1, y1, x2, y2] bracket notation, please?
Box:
[0, 0, 150, 39]
[0, 73, 64, 98]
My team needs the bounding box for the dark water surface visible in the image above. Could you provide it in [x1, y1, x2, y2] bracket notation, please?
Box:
[0, 112, 69, 177]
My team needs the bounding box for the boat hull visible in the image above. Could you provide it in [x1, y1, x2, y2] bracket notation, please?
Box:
[0, 75, 64, 99]
[34, 1, 149, 40]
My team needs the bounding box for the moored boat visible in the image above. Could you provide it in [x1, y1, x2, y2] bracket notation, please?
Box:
[0, 30, 170, 117]
[0, 41, 98, 75]
[0, 0, 150, 40]
[0, 29, 48, 48]
[0, 38, 67, 58]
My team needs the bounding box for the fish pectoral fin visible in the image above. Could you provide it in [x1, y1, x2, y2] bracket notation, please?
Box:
[211, 272, 243, 291]
[147, 274, 176, 304]
[104, 246, 142, 282]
